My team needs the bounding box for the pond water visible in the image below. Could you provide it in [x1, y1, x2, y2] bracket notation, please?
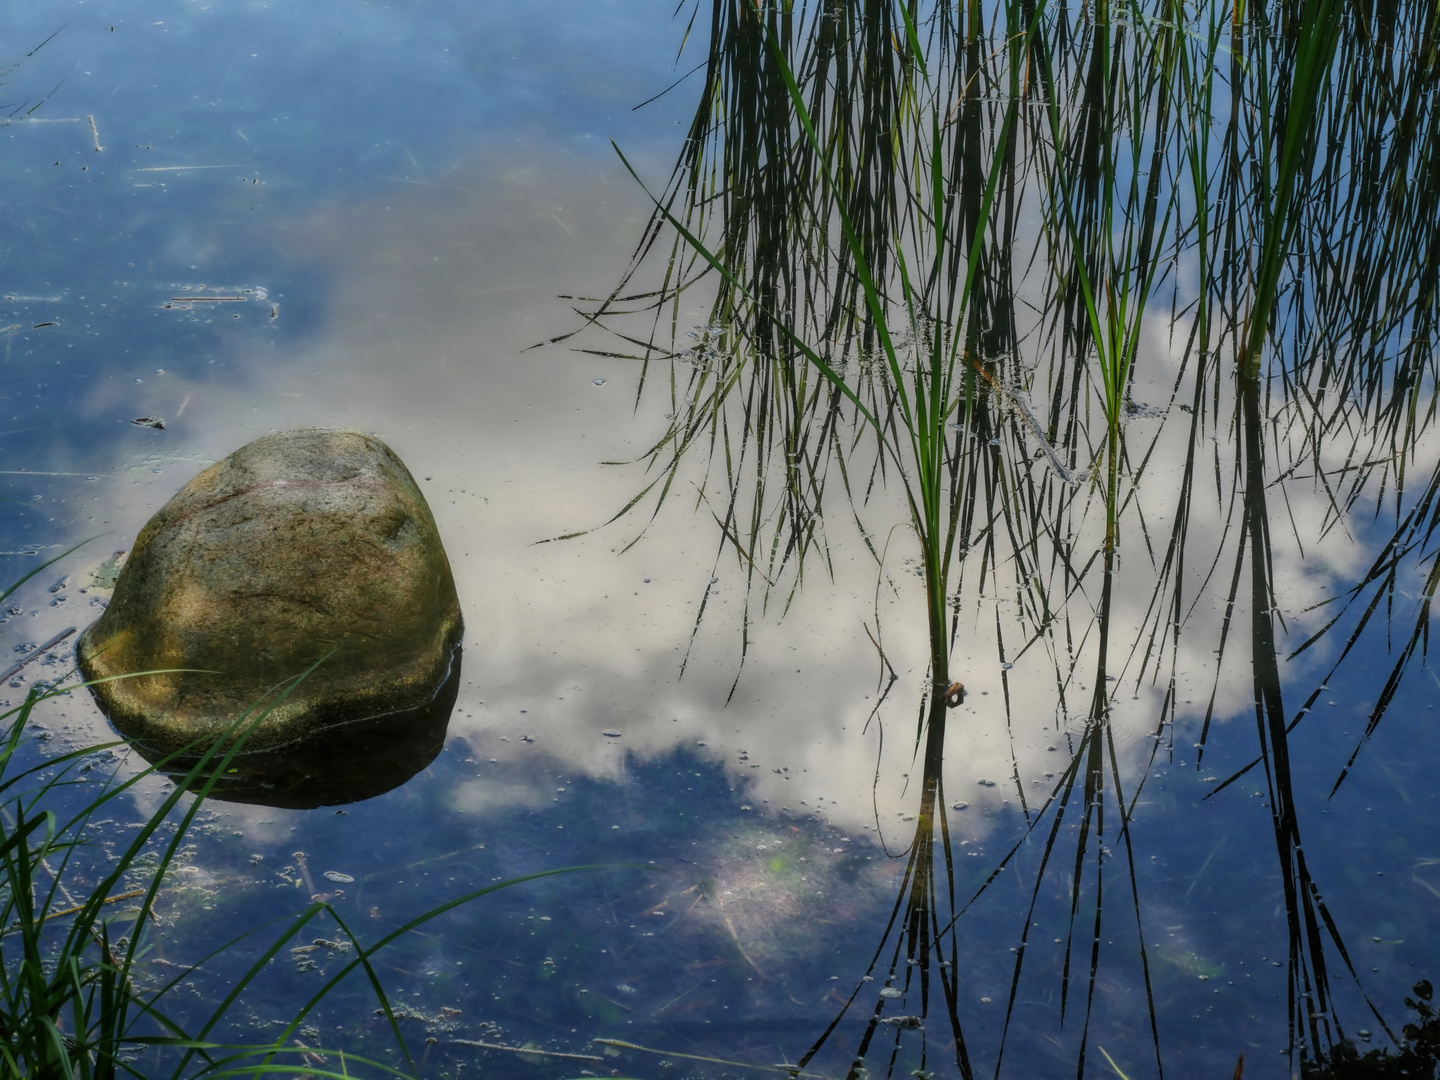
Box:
[2, 2, 1438, 1079]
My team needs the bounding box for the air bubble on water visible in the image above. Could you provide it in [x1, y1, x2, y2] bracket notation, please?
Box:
[602, 729, 622, 738]
[880, 987, 903, 999]
[1001, 662, 1013, 670]
[952, 802, 968, 810]
[322, 871, 354, 883]
[592, 378, 606, 386]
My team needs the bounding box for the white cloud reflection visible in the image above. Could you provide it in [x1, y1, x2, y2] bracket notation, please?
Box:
[24, 138, 1431, 853]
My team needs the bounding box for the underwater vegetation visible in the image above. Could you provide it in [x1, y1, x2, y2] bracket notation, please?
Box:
[1303, 981, 1440, 1079]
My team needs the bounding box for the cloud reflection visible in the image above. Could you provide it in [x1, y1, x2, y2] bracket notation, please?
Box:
[22, 143, 1424, 850]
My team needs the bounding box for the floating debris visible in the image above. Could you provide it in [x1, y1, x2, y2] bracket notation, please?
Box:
[879, 1015, 923, 1029]
[89, 551, 127, 590]
[131, 416, 165, 429]
[1123, 397, 1166, 419]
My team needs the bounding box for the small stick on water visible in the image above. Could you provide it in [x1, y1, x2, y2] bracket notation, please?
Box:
[724, 915, 765, 979]
[451, 1040, 604, 1064]
[594, 1039, 837, 1077]
[131, 164, 245, 172]
[0, 470, 102, 477]
[0, 888, 146, 937]
[0, 626, 77, 685]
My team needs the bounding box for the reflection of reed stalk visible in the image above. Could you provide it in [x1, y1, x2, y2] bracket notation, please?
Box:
[591, 0, 1440, 1072]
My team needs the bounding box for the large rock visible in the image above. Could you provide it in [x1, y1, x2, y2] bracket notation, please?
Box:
[77, 428, 462, 759]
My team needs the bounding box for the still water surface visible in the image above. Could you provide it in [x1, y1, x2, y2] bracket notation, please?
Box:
[2, 2, 1437, 1078]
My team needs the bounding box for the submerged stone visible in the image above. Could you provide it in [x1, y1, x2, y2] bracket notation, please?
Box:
[77, 427, 462, 766]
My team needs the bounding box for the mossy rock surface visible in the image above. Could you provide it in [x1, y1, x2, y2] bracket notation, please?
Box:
[78, 427, 462, 756]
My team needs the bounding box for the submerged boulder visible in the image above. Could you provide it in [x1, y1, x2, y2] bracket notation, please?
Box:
[77, 427, 462, 760]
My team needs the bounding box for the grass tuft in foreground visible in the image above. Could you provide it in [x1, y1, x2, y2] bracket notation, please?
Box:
[0, 560, 591, 1078]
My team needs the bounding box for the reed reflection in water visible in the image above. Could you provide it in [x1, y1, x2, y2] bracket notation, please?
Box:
[568, 0, 1440, 1074]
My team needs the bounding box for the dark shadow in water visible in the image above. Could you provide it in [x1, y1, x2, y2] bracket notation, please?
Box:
[125, 648, 462, 809]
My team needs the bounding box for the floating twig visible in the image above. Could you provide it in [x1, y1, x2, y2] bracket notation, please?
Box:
[451, 1040, 603, 1064]
[594, 1038, 839, 1078]
[1, 625, 77, 684]
[0, 889, 146, 937]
